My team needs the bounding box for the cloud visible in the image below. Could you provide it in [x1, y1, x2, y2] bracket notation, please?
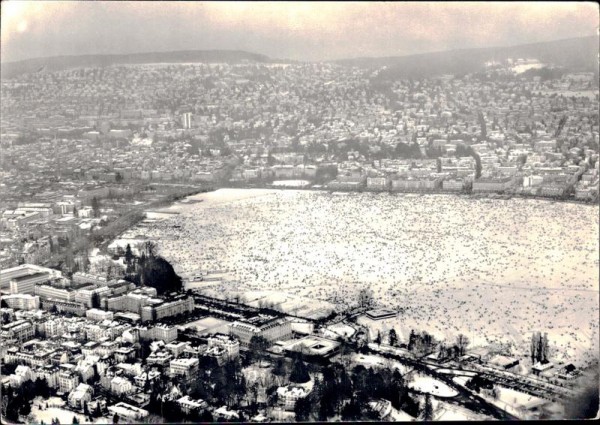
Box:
[1, 1, 598, 62]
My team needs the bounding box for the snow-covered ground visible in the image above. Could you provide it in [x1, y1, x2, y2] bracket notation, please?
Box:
[452, 376, 471, 386]
[181, 316, 232, 334]
[324, 322, 356, 338]
[350, 353, 411, 375]
[432, 399, 492, 421]
[436, 369, 477, 377]
[389, 406, 416, 421]
[29, 405, 111, 425]
[478, 385, 550, 419]
[408, 374, 458, 397]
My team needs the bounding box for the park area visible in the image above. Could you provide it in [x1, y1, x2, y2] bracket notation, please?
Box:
[349, 353, 412, 375]
[407, 374, 459, 397]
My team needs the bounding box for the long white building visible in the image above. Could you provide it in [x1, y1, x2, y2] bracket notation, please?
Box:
[229, 315, 292, 346]
[1, 294, 40, 310]
[0, 264, 61, 291]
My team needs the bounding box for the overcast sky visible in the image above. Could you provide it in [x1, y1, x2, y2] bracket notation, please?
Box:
[1, 1, 598, 63]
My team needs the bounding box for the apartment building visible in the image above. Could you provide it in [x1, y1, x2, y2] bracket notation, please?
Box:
[85, 308, 114, 321]
[0, 264, 60, 291]
[72, 272, 110, 287]
[1, 319, 35, 343]
[206, 333, 240, 359]
[35, 284, 73, 301]
[140, 296, 193, 322]
[4, 340, 58, 367]
[10, 273, 51, 294]
[110, 376, 133, 395]
[73, 286, 111, 307]
[442, 179, 466, 191]
[177, 395, 208, 415]
[229, 315, 292, 346]
[108, 402, 149, 421]
[472, 176, 515, 193]
[1, 294, 40, 310]
[169, 358, 199, 381]
[58, 371, 80, 393]
[143, 324, 178, 343]
[277, 385, 312, 410]
[33, 365, 60, 388]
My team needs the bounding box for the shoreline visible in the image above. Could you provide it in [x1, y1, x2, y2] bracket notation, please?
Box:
[210, 183, 600, 207]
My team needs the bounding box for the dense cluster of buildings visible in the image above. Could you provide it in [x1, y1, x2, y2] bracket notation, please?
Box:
[229, 314, 293, 346]
[0, 264, 196, 326]
[0, 58, 596, 422]
[0, 61, 597, 270]
[0, 260, 340, 421]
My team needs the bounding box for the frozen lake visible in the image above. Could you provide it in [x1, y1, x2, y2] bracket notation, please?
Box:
[121, 189, 599, 365]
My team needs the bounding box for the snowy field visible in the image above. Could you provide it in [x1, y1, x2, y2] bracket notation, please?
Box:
[350, 353, 412, 375]
[478, 385, 551, 419]
[29, 398, 111, 425]
[182, 316, 232, 334]
[29, 408, 110, 425]
[452, 376, 471, 386]
[432, 399, 492, 421]
[408, 374, 458, 397]
[120, 189, 599, 365]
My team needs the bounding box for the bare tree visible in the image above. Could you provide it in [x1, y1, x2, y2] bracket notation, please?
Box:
[389, 328, 398, 346]
[530, 332, 539, 363]
[357, 287, 374, 309]
[141, 241, 158, 258]
[421, 393, 434, 421]
[456, 334, 470, 356]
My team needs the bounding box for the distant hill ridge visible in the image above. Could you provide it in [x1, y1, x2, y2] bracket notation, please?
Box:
[1, 49, 275, 79]
[1, 35, 597, 79]
[334, 35, 599, 79]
